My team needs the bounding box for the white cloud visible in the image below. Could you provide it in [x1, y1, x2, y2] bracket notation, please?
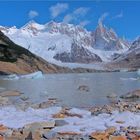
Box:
[63, 7, 90, 23]
[98, 12, 109, 24]
[63, 14, 73, 23]
[113, 11, 123, 19]
[73, 7, 89, 16]
[79, 20, 90, 27]
[50, 3, 69, 18]
[28, 10, 39, 19]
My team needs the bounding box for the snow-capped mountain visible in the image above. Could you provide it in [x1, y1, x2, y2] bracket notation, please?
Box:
[92, 21, 129, 51]
[0, 20, 130, 67]
[130, 37, 140, 49]
[108, 37, 140, 70]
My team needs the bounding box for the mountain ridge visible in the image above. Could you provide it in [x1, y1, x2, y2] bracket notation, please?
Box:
[0, 20, 130, 66]
[1, 20, 140, 71]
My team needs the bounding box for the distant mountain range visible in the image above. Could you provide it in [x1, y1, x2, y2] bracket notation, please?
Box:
[0, 20, 140, 73]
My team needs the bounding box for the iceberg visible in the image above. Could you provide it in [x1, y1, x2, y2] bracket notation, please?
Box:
[20, 71, 43, 79]
[3, 71, 44, 80]
[3, 74, 19, 80]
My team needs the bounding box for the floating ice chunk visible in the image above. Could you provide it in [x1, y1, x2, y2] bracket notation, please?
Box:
[3, 71, 44, 80]
[3, 74, 19, 80]
[20, 71, 43, 79]
[120, 77, 138, 81]
[120, 69, 129, 72]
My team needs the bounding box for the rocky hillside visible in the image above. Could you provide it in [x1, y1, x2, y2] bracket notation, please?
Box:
[0, 31, 71, 74]
[107, 37, 140, 70]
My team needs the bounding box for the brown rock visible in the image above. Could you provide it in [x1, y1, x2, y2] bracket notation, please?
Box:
[0, 136, 3, 140]
[58, 131, 81, 136]
[24, 121, 55, 130]
[25, 131, 33, 140]
[109, 135, 127, 140]
[0, 90, 21, 97]
[105, 127, 116, 134]
[115, 121, 125, 124]
[52, 109, 82, 119]
[0, 96, 9, 105]
[127, 132, 139, 140]
[52, 113, 66, 118]
[136, 104, 140, 109]
[121, 89, 140, 99]
[12, 130, 23, 137]
[0, 124, 8, 132]
[90, 132, 109, 140]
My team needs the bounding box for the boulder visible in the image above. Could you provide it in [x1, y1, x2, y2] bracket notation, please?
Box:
[20, 95, 29, 101]
[109, 135, 127, 140]
[78, 85, 90, 92]
[55, 120, 68, 127]
[0, 90, 21, 97]
[90, 132, 109, 140]
[107, 93, 117, 98]
[0, 96, 9, 105]
[24, 121, 55, 130]
[120, 89, 140, 99]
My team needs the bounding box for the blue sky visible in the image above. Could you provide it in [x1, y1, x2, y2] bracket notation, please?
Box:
[0, 1, 140, 40]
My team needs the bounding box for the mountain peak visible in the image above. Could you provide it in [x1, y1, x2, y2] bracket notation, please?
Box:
[130, 36, 140, 49]
[21, 20, 45, 31]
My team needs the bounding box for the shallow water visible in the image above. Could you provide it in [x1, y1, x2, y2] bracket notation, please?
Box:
[0, 72, 140, 108]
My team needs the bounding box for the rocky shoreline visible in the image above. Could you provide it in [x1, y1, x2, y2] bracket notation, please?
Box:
[0, 89, 139, 140]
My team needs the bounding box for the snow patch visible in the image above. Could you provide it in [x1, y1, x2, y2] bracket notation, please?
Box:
[0, 106, 139, 135]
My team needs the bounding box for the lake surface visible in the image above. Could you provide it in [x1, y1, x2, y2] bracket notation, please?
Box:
[0, 72, 140, 108]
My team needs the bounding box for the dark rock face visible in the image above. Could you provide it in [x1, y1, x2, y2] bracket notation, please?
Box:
[0, 44, 18, 62]
[54, 43, 102, 63]
[130, 37, 140, 50]
[0, 31, 71, 74]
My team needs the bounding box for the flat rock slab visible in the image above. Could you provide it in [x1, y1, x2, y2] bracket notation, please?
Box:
[0, 90, 21, 97]
[24, 121, 55, 130]
[55, 120, 68, 127]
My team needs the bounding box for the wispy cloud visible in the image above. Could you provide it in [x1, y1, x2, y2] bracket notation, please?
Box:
[49, 3, 69, 18]
[79, 20, 90, 27]
[63, 14, 73, 23]
[98, 12, 109, 24]
[63, 7, 90, 24]
[28, 10, 39, 19]
[112, 11, 123, 19]
[73, 7, 90, 16]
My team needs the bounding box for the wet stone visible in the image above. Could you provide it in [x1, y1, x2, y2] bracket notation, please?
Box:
[77, 85, 90, 92]
[55, 120, 69, 127]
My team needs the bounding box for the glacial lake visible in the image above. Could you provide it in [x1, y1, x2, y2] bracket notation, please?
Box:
[0, 72, 140, 108]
